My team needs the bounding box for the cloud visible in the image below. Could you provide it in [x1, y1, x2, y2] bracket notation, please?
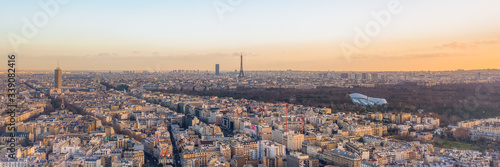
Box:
[90, 52, 120, 58]
[152, 52, 258, 62]
[437, 41, 474, 49]
[346, 53, 464, 60]
[402, 53, 465, 58]
[474, 40, 498, 45]
[437, 38, 500, 49]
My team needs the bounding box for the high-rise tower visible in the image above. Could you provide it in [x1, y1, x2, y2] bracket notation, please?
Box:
[238, 54, 245, 78]
[54, 64, 62, 89]
[215, 64, 220, 75]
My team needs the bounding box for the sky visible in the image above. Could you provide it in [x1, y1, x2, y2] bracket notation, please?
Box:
[1, 0, 500, 71]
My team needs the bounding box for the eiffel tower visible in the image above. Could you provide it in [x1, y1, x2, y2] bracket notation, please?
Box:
[238, 54, 245, 78]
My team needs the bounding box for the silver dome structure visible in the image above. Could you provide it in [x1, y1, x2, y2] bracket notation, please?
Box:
[349, 93, 387, 106]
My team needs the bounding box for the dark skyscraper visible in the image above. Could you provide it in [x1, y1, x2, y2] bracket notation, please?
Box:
[55, 66, 62, 89]
[215, 64, 220, 75]
[238, 54, 244, 78]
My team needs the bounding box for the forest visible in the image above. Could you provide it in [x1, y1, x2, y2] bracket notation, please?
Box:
[153, 81, 500, 125]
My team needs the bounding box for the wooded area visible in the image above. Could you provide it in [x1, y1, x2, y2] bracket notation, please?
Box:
[155, 81, 500, 125]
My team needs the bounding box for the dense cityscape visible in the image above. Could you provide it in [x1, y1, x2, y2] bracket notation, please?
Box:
[2, 1, 500, 167]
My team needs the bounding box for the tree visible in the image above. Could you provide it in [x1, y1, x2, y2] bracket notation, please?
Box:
[130, 114, 137, 121]
[358, 137, 365, 143]
[21, 136, 31, 147]
[116, 84, 129, 91]
[453, 128, 471, 141]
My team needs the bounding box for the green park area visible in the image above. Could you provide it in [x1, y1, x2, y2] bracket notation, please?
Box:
[434, 140, 473, 150]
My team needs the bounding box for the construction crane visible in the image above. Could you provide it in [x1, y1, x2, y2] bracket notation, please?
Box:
[235, 107, 239, 117]
[259, 107, 264, 162]
[258, 132, 272, 135]
[157, 135, 172, 166]
[160, 146, 171, 166]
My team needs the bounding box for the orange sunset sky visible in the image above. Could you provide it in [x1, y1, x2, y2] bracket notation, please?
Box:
[1, 0, 500, 71]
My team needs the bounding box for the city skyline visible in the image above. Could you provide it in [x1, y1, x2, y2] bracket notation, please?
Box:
[1, 0, 500, 71]
[17, 66, 500, 73]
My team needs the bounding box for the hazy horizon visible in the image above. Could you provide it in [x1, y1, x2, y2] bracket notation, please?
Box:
[7, 68, 500, 73]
